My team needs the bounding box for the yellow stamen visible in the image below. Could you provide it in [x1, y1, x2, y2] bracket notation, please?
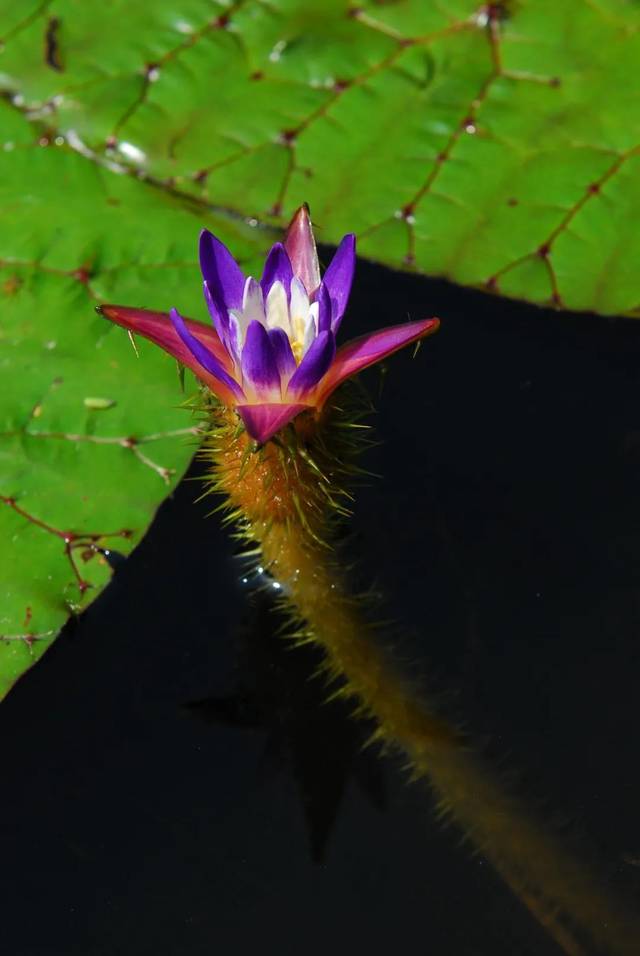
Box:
[290, 314, 306, 364]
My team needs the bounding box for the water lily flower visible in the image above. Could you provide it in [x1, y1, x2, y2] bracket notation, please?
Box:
[99, 206, 439, 443]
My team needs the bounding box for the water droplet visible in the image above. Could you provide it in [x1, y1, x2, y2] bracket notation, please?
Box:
[118, 141, 146, 163]
[84, 397, 117, 410]
[269, 40, 287, 62]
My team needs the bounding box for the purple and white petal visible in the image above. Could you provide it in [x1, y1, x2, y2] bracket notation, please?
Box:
[226, 278, 267, 363]
[268, 328, 297, 379]
[241, 320, 282, 396]
[323, 234, 356, 330]
[199, 229, 245, 314]
[227, 312, 244, 365]
[315, 281, 332, 334]
[260, 243, 294, 301]
[203, 280, 228, 343]
[287, 329, 336, 397]
[241, 277, 265, 323]
[170, 308, 245, 398]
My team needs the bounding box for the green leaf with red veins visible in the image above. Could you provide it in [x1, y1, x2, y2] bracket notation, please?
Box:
[1, 0, 640, 699]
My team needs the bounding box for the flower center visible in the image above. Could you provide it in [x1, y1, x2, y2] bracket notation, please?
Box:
[229, 275, 318, 375]
[290, 313, 307, 364]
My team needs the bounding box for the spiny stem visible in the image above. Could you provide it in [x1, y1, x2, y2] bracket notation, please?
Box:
[203, 396, 639, 956]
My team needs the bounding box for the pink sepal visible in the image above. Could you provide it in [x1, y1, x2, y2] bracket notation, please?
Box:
[99, 304, 238, 406]
[315, 318, 440, 405]
[237, 403, 312, 443]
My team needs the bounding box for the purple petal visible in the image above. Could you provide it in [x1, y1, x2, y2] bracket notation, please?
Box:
[323, 234, 356, 330]
[316, 318, 440, 404]
[170, 308, 245, 399]
[268, 328, 296, 378]
[284, 205, 321, 296]
[199, 229, 245, 313]
[316, 282, 332, 334]
[203, 280, 228, 343]
[227, 314, 242, 365]
[260, 243, 293, 301]
[237, 403, 310, 444]
[287, 330, 336, 397]
[241, 320, 281, 393]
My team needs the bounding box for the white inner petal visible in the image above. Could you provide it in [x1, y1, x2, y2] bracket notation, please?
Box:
[228, 309, 250, 354]
[308, 301, 319, 337]
[242, 276, 265, 323]
[302, 309, 317, 357]
[289, 277, 316, 363]
[227, 312, 244, 360]
[290, 276, 309, 325]
[265, 280, 290, 334]
[229, 273, 321, 378]
[227, 278, 266, 361]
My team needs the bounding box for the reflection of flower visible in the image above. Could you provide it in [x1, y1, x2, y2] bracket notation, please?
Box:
[100, 206, 439, 443]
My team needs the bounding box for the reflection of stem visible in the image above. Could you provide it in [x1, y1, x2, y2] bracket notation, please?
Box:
[207, 401, 639, 956]
[259, 534, 635, 956]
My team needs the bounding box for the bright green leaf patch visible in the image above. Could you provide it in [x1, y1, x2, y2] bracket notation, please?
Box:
[2, 0, 639, 314]
[0, 109, 272, 699]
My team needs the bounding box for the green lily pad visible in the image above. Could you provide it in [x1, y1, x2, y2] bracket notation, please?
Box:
[0, 105, 272, 699]
[2, 0, 639, 315]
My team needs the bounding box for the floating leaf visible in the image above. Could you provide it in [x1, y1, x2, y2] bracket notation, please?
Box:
[2, 0, 639, 314]
[0, 105, 271, 699]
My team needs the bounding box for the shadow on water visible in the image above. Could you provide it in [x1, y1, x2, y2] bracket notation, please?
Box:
[1, 260, 639, 955]
[184, 590, 387, 864]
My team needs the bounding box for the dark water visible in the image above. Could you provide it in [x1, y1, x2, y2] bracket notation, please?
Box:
[2, 261, 639, 955]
